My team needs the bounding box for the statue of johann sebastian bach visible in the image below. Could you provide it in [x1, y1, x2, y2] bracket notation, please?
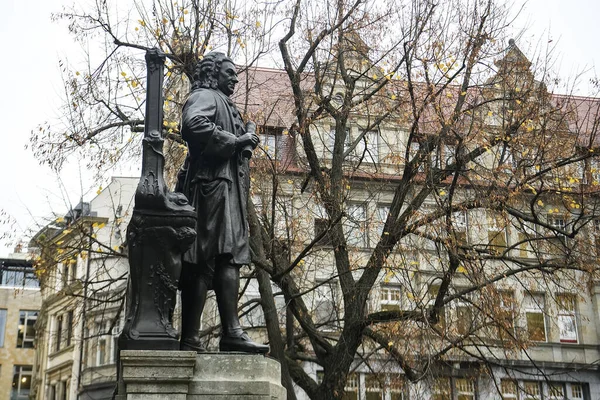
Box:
[176, 52, 269, 354]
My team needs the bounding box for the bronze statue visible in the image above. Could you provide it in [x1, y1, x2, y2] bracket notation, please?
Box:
[176, 52, 269, 354]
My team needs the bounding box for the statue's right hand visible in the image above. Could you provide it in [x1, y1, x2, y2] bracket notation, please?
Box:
[237, 133, 260, 149]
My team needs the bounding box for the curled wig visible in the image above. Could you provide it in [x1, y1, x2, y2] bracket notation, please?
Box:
[191, 52, 234, 91]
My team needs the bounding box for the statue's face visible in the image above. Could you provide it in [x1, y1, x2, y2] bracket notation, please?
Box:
[217, 60, 238, 96]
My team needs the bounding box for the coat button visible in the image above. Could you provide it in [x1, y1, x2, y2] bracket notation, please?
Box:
[239, 172, 244, 177]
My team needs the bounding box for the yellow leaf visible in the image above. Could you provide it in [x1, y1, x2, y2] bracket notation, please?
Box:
[460, 91, 467, 96]
[56, 240, 64, 245]
[456, 265, 467, 273]
[537, 200, 544, 206]
[287, 180, 293, 184]
[183, 9, 189, 14]
[138, 19, 146, 26]
[388, 341, 394, 347]
[439, 190, 446, 196]
[372, 74, 378, 80]
[63, 229, 72, 234]
[487, 111, 494, 117]
[179, 16, 185, 22]
[255, 21, 261, 28]
[56, 217, 65, 223]
[121, 71, 127, 77]
[391, 94, 397, 100]
[162, 17, 168, 24]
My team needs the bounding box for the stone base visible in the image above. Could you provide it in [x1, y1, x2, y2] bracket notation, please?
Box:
[189, 353, 286, 399]
[118, 350, 197, 400]
[118, 351, 286, 400]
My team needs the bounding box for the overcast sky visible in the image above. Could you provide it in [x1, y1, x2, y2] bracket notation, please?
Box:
[0, 0, 598, 257]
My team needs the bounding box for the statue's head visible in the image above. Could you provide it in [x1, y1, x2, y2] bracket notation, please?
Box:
[191, 52, 238, 96]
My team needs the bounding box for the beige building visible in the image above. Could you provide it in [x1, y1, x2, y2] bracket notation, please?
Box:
[0, 252, 42, 400]
[30, 177, 136, 400]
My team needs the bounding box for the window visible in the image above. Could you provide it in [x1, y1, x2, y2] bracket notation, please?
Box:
[455, 301, 473, 336]
[0, 309, 6, 347]
[61, 263, 69, 289]
[497, 291, 515, 340]
[593, 219, 600, 255]
[548, 216, 569, 247]
[344, 203, 367, 247]
[522, 381, 541, 400]
[503, 380, 585, 400]
[356, 130, 379, 163]
[67, 311, 73, 347]
[365, 374, 383, 400]
[432, 377, 451, 400]
[557, 294, 578, 343]
[409, 142, 425, 171]
[455, 378, 475, 400]
[590, 157, 600, 184]
[516, 221, 536, 258]
[258, 126, 286, 160]
[547, 383, 565, 400]
[327, 127, 350, 159]
[487, 211, 507, 250]
[342, 373, 359, 400]
[389, 374, 407, 400]
[375, 205, 390, 238]
[314, 218, 333, 246]
[571, 383, 584, 400]
[11, 365, 32, 399]
[314, 280, 339, 330]
[54, 315, 63, 352]
[501, 379, 518, 400]
[274, 196, 293, 240]
[93, 319, 120, 366]
[0, 265, 39, 288]
[524, 294, 546, 342]
[17, 310, 37, 348]
[452, 210, 468, 244]
[427, 284, 446, 329]
[380, 286, 402, 312]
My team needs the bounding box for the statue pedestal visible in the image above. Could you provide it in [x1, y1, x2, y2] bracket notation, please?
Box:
[188, 353, 287, 399]
[117, 350, 196, 400]
[117, 351, 286, 400]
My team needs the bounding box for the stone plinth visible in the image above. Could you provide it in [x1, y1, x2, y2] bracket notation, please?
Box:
[117, 351, 286, 400]
[118, 350, 197, 400]
[188, 353, 286, 400]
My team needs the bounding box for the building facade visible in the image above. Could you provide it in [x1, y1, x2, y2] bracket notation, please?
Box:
[28, 42, 600, 400]
[30, 177, 136, 400]
[0, 253, 42, 400]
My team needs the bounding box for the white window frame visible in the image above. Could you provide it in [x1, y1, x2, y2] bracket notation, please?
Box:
[380, 285, 402, 312]
[313, 279, 339, 331]
[356, 130, 379, 164]
[345, 203, 368, 248]
[524, 294, 547, 342]
[455, 378, 476, 400]
[557, 293, 578, 343]
[17, 310, 38, 349]
[501, 379, 518, 400]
